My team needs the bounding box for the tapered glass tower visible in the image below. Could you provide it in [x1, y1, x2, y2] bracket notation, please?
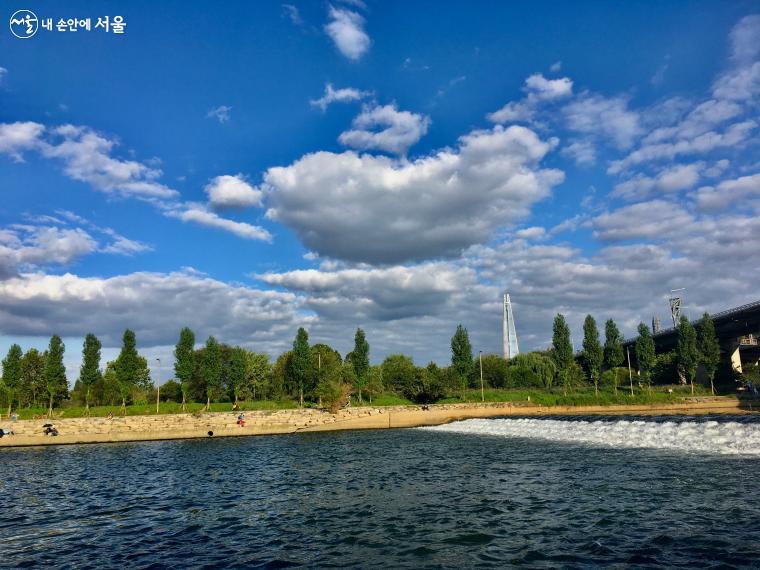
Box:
[503, 292, 519, 360]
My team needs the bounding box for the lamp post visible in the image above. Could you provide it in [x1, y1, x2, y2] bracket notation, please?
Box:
[479, 350, 484, 402]
[156, 357, 161, 415]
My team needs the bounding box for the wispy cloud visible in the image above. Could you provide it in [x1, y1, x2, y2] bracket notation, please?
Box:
[207, 105, 232, 124]
[309, 83, 371, 111]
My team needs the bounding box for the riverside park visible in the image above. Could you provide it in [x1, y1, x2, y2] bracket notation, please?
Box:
[2, 1, 760, 568]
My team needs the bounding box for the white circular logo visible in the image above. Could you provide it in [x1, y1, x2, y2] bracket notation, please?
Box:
[9, 9, 38, 39]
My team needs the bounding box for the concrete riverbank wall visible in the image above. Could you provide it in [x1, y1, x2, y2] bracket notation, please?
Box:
[0, 398, 751, 448]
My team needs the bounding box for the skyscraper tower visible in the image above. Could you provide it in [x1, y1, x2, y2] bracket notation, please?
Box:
[503, 292, 519, 360]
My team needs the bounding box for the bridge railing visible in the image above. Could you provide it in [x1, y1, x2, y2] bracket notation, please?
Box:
[622, 298, 760, 345]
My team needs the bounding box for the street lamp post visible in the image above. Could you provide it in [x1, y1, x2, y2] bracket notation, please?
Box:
[479, 350, 484, 402]
[156, 357, 161, 415]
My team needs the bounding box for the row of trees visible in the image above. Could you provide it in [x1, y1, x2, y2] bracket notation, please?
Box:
[633, 314, 721, 394]
[0, 336, 66, 416]
[0, 312, 726, 415]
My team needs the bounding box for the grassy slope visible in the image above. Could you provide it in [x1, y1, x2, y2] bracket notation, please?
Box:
[4, 385, 727, 420]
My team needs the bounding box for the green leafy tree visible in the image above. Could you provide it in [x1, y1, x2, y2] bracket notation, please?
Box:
[79, 333, 102, 414]
[244, 351, 271, 400]
[271, 351, 292, 400]
[316, 361, 351, 413]
[202, 336, 222, 409]
[381, 354, 416, 395]
[677, 315, 698, 394]
[508, 353, 556, 388]
[115, 329, 141, 411]
[96, 361, 121, 406]
[174, 327, 195, 411]
[451, 324, 473, 400]
[160, 379, 183, 403]
[365, 365, 383, 404]
[290, 327, 311, 407]
[552, 314, 573, 395]
[352, 328, 370, 404]
[1, 344, 22, 416]
[601, 367, 628, 393]
[135, 356, 153, 392]
[635, 323, 656, 391]
[227, 347, 247, 405]
[696, 313, 721, 395]
[311, 344, 342, 405]
[479, 354, 510, 388]
[20, 349, 46, 408]
[44, 335, 67, 417]
[582, 315, 603, 396]
[402, 362, 446, 404]
[603, 319, 624, 371]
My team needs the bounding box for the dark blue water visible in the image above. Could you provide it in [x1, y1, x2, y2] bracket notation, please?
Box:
[2, 416, 760, 568]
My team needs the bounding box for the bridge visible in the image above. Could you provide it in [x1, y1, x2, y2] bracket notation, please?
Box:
[622, 299, 760, 373]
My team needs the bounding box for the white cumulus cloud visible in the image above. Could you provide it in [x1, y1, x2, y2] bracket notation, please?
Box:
[324, 6, 370, 60]
[338, 103, 431, 155]
[264, 124, 563, 264]
[204, 174, 263, 209]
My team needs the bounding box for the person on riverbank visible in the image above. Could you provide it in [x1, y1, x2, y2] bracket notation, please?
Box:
[237, 413, 245, 427]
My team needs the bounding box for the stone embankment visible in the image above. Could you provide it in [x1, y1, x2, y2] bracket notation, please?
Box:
[0, 398, 750, 448]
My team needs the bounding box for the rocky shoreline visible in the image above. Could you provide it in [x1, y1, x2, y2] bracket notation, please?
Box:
[0, 398, 753, 448]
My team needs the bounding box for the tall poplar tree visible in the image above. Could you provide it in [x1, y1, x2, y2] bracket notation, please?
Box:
[451, 324, 473, 400]
[290, 327, 311, 407]
[677, 315, 698, 394]
[227, 347, 247, 406]
[696, 313, 721, 396]
[603, 319, 624, 370]
[202, 336, 222, 409]
[44, 335, 67, 417]
[79, 333, 102, 414]
[174, 327, 195, 411]
[2, 344, 22, 416]
[552, 314, 573, 395]
[582, 315, 603, 396]
[635, 323, 656, 391]
[20, 349, 46, 408]
[352, 328, 370, 404]
[115, 329, 140, 412]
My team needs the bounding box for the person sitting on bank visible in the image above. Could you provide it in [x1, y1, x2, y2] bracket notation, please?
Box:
[236, 413, 245, 427]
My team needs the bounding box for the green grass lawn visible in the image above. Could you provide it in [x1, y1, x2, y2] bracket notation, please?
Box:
[6, 385, 722, 420]
[439, 384, 717, 407]
[8, 400, 298, 420]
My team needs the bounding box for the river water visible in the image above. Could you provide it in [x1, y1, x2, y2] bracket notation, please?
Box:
[2, 415, 760, 568]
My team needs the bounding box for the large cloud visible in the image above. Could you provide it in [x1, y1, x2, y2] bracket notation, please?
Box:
[259, 263, 478, 321]
[0, 270, 305, 350]
[264, 125, 563, 264]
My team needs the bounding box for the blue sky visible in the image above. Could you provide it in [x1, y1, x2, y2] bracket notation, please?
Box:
[1, 1, 759, 380]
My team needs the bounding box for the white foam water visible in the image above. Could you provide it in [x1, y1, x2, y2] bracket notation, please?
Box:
[422, 417, 760, 455]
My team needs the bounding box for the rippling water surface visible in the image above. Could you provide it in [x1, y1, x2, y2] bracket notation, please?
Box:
[3, 415, 760, 568]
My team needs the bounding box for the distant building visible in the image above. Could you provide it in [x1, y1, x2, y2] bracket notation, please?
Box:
[503, 292, 519, 360]
[652, 315, 661, 333]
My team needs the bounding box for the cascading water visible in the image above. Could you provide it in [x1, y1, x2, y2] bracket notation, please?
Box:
[422, 416, 760, 455]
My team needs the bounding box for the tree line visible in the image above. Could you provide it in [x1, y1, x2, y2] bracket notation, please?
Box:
[0, 311, 726, 416]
